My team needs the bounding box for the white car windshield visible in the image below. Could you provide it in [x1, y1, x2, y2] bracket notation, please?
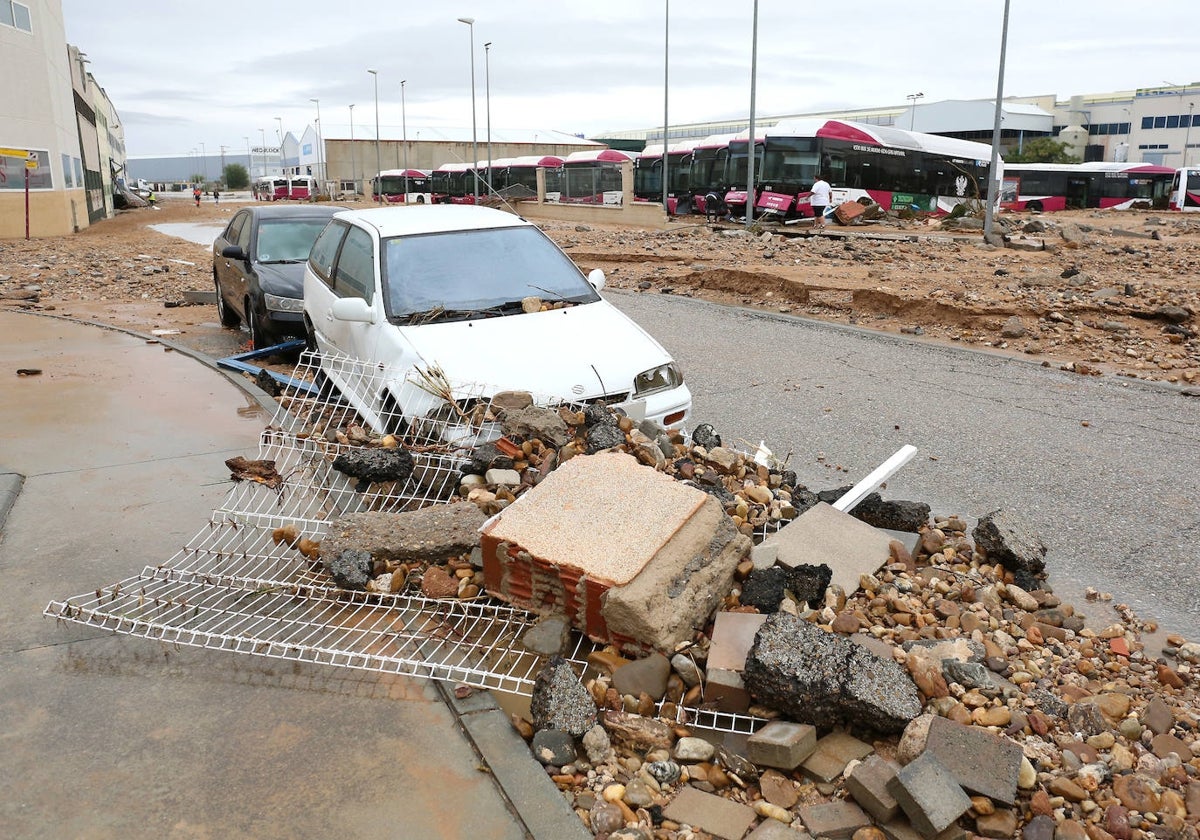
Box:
[382, 226, 601, 324]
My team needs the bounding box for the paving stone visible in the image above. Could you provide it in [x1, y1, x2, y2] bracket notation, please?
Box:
[760, 502, 894, 596]
[845, 755, 902, 823]
[747, 721, 818, 770]
[748, 821, 813, 840]
[887, 752, 972, 839]
[662, 785, 757, 840]
[706, 667, 751, 713]
[920, 716, 1023, 806]
[802, 730, 875, 783]
[798, 800, 872, 839]
[880, 819, 966, 840]
[708, 611, 768, 672]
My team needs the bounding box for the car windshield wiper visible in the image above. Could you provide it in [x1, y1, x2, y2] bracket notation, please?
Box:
[259, 258, 306, 264]
[393, 299, 528, 325]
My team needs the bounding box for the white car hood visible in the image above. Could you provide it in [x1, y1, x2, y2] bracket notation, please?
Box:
[393, 300, 672, 400]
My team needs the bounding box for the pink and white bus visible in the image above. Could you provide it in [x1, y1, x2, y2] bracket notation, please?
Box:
[431, 162, 478, 204]
[503, 154, 563, 201]
[1169, 166, 1200, 211]
[558, 149, 635, 205]
[1002, 162, 1174, 212]
[287, 176, 317, 200]
[372, 169, 432, 204]
[253, 176, 289, 201]
[634, 140, 700, 213]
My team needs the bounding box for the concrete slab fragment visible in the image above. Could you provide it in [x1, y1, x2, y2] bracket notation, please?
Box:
[707, 611, 768, 672]
[663, 785, 757, 840]
[761, 502, 894, 596]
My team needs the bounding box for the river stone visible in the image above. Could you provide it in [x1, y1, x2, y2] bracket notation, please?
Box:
[744, 612, 922, 733]
[612, 652, 671, 700]
[972, 509, 1046, 574]
[530, 657, 597, 736]
[1024, 814, 1056, 840]
[531, 728, 577, 766]
[519, 614, 571, 656]
[943, 660, 993, 691]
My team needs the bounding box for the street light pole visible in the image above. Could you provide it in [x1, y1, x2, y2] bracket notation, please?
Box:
[745, 0, 758, 227]
[200, 141, 207, 183]
[457, 17, 479, 202]
[401, 80, 409, 179]
[274, 116, 283, 173]
[662, 0, 669, 214]
[310, 97, 323, 192]
[1185, 102, 1195, 167]
[983, 0, 1011, 241]
[259, 128, 267, 177]
[349, 104, 357, 197]
[484, 43, 492, 195]
[368, 69, 381, 202]
[906, 92, 924, 131]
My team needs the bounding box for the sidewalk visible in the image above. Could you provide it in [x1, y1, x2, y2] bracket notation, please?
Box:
[0, 310, 584, 840]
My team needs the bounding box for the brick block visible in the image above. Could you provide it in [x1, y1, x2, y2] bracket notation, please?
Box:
[747, 721, 818, 770]
[760, 502, 893, 596]
[922, 716, 1023, 806]
[705, 667, 750, 713]
[481, 452, 750, 652]
[887, 753, 972, 839]
[708, 611, 768, 672]
[798, 800, 871, 839]
[845, 754, 902, 823]
[802, 730, 874, 783]
[663, 785, 757, 840]
[880, 819, 966, 840]
[748, 821, 813, 840]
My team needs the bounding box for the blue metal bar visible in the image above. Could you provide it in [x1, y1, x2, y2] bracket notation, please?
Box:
[216, 340, 319, 396]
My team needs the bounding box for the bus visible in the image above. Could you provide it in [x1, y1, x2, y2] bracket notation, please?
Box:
[721, 131, 765, 217]
[431, 162, 478, 204]
[253, 176, 289, 201]
[634, 140, 699, 213]
[557, 148, 635, 205]
[505, 154, 563, 201]
[750, 119, 994, 220]
[286, 176, 317, 200]
[1002, 162, 1174, 212]
[372, 168, 432, 204]
[1169, 166, 1200, 211]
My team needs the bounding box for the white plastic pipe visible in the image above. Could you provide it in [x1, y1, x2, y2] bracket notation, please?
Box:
[832, 444, 919, 513]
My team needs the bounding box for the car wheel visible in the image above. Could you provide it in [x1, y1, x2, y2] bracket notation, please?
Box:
[247, 299, 279, 351]
[215, 274, 240, 328]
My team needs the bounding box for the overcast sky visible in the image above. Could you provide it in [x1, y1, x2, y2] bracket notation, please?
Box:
[63, 0, 1200, 158]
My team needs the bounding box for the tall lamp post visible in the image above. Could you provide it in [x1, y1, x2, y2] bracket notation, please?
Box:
[258, 128, 267, 177]
[457, 16, 479, 202]
[906, 92, 924, 131]
[199, 141, 207, 184]
[484, 43, 492, 194]
[983, 0, 1012, 241]
[1185, 102, 1195, 167]
[745, 0, 758, 227]
[401, 80, 409, 177]
[349, 104, 357, 196]
[368, 69, 381, 202]
[662, 0, 669, 213]
[274, 116, 283, 173]
[310, 97, 323, 191]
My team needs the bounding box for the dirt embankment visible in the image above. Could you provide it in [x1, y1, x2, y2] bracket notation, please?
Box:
[2, 200, 1199, 387]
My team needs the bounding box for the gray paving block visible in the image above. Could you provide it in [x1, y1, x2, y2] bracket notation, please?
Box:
[747, 721, 817, 770]
[760, 502, 893, 596]
[798, 799, 872, 839]
[706, 666, 751, 713]
[845, 754, 901, 822]
[923, 715, 1023, 806]
[881, 818, 967, 840]
[887, 752, 972, 839]
[801, 730, 874, 782]
[663, 785, 757, 840]
[748, 820, 813, 840]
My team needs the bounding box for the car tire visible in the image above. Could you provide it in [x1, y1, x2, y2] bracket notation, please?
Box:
[215, 274, 241, 328]
[247, 299, 279, 351]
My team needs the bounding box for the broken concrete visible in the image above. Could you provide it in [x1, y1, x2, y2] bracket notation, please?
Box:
[529, 657, 597, 736]
[744, 612, 923, 733]
[319, 501, 486, 566]
[481, 452, 750, 652]
[330, 446, 415, 491]
[760, 502, 894, 597]
[971, 509, 1046, 575]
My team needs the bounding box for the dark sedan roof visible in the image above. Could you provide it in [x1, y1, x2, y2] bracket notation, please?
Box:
[242, 205, 340, 221]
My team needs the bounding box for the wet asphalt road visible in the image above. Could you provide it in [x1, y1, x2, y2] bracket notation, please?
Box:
[608, 289, 1200, 640]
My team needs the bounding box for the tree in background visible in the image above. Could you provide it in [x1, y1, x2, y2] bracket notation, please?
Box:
[223, 163, 250, 190]
[1005, 138, 1082, 164]
[189, 173, 205, 185]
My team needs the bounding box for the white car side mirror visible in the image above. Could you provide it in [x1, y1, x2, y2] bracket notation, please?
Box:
[587, 268, 606, 291]
[331, 297, 376, 324]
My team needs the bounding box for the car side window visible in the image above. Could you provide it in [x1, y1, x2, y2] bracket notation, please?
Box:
[332, 226, 375, 303]
[308, 221, 347, 288]
[237, 214, 253, 251]
[224, 213, 246, 245]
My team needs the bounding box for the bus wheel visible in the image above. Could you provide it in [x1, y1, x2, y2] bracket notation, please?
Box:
[1026, 200, 1043, 213]
[416, 195, 425, 204]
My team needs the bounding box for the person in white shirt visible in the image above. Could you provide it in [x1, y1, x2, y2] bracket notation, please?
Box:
[809, 174, 832, 227]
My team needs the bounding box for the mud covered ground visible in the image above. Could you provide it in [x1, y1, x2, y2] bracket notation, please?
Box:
[2, 196, 1199, 389]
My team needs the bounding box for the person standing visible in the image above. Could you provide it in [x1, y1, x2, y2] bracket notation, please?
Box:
[809, 173, 832, 228]
[192, 185, 201, 207]
[213, 187, 220, 205]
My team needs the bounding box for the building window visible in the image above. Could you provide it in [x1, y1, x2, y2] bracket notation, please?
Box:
[0, 1, 32, 32]
[1154, 116, 1167, 128]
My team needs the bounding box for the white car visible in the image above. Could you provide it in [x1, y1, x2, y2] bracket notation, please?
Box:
[302, 205, 692, 436]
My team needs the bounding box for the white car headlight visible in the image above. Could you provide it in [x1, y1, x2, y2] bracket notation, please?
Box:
[634, 362, 683, 397]
[264, 293, 304, 313]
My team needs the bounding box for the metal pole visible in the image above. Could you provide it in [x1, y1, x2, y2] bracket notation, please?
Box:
[369, 69, 381, 202]
[200, 141, 207, 183]
[662, 0, 669, 214]
[275, 117, 283, 174]
[745, 0, 758, 226]
[458, 17, 479, 202]
[259, 128, 266, 177]
[401, 81, 409, 179]
[310, 98, 322, 191]
[983, 0, 1011, 241]
[1185, 102, 1195, 167]
[349, 104, 357, 196]
[485, 44, 492, 194]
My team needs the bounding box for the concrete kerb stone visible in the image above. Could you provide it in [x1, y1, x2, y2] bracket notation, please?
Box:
[0, 468, 24, 534]
[28, 311, 569, 840]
